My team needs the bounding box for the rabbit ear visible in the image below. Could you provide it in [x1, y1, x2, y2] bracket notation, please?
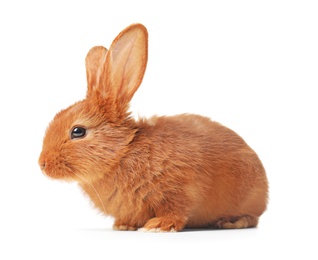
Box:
[85, 46, 108, 95]
[101, 24, 148, 115]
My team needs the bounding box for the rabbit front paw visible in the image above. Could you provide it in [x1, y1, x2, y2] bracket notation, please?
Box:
[113, 220, 138, 231]
[139, 216, 185, 232]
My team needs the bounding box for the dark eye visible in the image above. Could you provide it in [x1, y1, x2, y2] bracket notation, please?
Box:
[71, 127, 87, 139]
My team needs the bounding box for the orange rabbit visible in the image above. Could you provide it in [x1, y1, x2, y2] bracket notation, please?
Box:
[39, 23, 268, 232]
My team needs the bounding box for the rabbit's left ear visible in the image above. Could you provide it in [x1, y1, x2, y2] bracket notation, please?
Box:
[101, 24, 148, 114]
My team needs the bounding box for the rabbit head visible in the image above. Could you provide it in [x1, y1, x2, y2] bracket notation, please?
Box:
[39, 24, 148, 183]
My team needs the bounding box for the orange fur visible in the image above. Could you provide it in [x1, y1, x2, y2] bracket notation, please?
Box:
[39, 24, 268, 232]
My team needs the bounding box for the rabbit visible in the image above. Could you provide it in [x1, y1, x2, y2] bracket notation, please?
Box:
[38, 23, 268, 232]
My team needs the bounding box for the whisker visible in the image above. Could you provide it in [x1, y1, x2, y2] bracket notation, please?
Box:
[74, 173, 107, 214]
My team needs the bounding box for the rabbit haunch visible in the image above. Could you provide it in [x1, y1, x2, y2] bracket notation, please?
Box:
[39, 23, 268, 232]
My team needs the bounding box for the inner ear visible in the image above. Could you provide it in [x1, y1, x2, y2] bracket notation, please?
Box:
[102, 24, 148, 114]
[85, 46, 108, 94]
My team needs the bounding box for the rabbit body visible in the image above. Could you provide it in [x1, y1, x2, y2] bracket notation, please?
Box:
[81, 114, 267, 231]
[39, 24, 268, 232]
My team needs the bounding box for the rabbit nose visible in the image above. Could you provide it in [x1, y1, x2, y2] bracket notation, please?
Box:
[40, 161, 46, 171]
[38, 153, 46, 171]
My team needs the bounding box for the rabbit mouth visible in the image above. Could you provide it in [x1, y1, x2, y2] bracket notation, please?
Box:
[40, 164, 74, 181]
[39, 153, 76, 181]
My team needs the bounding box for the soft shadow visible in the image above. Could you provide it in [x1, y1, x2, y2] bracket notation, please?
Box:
[75, 227, 113, 233]
[180, 226, 258, 233]
[75, 226, 258, 233]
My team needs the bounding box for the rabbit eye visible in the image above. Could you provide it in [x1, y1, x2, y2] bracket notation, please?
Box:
[71, 127, 87, 139]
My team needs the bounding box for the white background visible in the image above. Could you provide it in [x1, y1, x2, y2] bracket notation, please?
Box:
[1, 0, 317, 259]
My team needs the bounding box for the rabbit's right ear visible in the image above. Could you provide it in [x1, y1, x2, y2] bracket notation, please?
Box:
[85, 46, 108, 97]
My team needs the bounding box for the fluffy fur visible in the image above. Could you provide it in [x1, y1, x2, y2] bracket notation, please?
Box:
[39, 23, 268, 232]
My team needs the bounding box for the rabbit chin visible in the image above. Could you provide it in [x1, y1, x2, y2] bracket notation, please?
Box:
[41, 167, 78, 182]
[41, 166, 103, 184]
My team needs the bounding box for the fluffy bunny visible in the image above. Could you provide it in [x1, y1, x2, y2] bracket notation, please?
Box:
[39, 23, 268, 232]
